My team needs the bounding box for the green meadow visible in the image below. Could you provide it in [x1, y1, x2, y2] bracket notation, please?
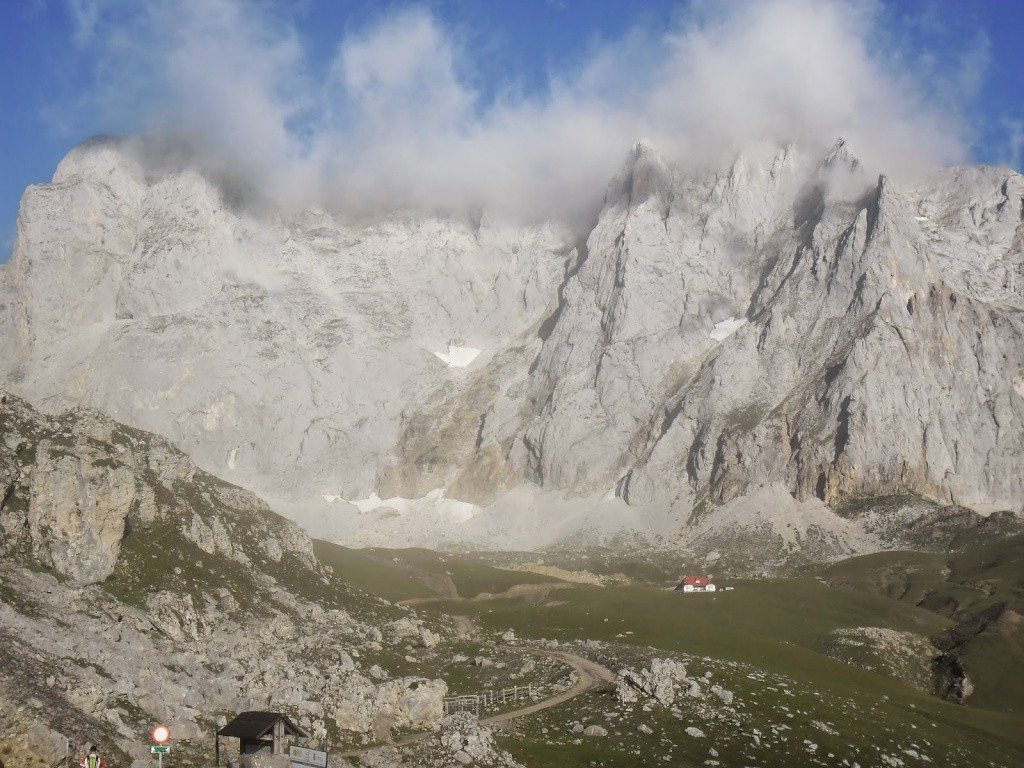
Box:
[311, 540, 1024, 767]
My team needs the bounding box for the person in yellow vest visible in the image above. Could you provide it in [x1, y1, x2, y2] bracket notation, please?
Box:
[80, 745, 107, 768]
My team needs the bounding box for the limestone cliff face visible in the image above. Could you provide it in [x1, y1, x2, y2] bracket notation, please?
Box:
[1, 394, 134, 585]
[496, 140, 1023, 525]
[26, 440, 134, 585]
[615, 148, 1024, 515]
[519, 142, 802, 495]
[1, 136, 1023, 549]
[0, 138, 566, 504]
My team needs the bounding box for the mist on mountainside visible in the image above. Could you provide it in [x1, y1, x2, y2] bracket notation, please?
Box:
[66, 0, 967, 225]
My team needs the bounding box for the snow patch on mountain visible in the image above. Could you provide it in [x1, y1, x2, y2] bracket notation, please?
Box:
[709, 316, 747, 341]
[434, 345, 481, 368]
[326, 489, 481, 523]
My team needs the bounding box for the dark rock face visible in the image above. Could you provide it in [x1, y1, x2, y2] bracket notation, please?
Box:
[932, 652, 972, 703]
[933, 602, 1007, 654]
[931, 602, 1008, 703]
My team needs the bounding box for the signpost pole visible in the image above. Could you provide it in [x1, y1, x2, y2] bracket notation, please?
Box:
[150, 725, 171, 768]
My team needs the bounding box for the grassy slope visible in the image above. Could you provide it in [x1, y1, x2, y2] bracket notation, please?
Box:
[422, 578, 947, 668]
[312, 541, 437, 602]
[312, 543, 563, 601]
[945, 536, 1024, 711]
[483, 549, 686, 585]
[822, 550, 949, 603]
[368, 547, 559, 598]
[446, 581, 1022, 765]
[822, 536, 1024, 711]
[319, 546, 1024, 765]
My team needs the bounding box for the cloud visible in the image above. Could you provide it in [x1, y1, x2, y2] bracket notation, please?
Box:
[64, 0, 975, 225]
[67, 0, 102, 44]
[1003, 119, 1024, 170]
[157, 0, 313, 201]
[648, 1, 965, 169]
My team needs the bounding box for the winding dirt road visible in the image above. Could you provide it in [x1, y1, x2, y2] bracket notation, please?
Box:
[482, 647, 615, 728]
[338, 645, 615, 759]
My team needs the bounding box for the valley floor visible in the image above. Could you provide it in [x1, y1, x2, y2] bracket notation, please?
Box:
[308, 543, 1024, 768]
[3, 538, 1022, 768]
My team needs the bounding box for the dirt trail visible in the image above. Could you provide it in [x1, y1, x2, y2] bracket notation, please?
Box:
[483, 648, 616, 728]
[337, 646, 615, 759]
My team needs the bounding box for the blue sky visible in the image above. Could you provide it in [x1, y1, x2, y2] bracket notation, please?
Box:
[1, 0, 1022, 261]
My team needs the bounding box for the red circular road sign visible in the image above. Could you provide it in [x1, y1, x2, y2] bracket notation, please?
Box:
[151, 725, 170, 744]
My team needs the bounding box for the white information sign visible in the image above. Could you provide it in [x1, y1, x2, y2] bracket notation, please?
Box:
[289, 746, 328, 768]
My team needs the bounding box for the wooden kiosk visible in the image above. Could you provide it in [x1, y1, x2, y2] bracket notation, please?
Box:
[216, 711, 309, 766]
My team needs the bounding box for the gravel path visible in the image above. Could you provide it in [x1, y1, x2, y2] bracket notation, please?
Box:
[337, 646, 615, 759]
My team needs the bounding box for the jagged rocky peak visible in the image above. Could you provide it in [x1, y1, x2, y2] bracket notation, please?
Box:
[821, 136, 859, 170]
[622, 149, 1024, 519]
[604, 138, 806, 221]
[817, 137, 877, 203]
[518, 140, 820, 496]
[604, 139, 674, 207]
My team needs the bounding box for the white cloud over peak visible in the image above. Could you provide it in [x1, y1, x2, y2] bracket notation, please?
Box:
[65, 0, 974, 224]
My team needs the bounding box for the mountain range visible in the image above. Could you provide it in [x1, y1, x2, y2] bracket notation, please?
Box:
[2, 135, 1022, 562]
[3, 135, 1024, 767]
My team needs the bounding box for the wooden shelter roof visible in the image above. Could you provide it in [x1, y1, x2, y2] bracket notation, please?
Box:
[217, 711, 309, 740]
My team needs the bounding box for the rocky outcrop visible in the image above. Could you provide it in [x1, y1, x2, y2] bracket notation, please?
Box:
[930, 602, 1009, 704]
[145, 592, 210, 642]
[1, 394, 134, 585]
[0, 392, 314, 584]
[24, 440, 134, 585]
[332, 675, 446, 735]
[615, 658, 693, 706]
[438, 713, 519, 767]
[818, 626, 938, 693]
